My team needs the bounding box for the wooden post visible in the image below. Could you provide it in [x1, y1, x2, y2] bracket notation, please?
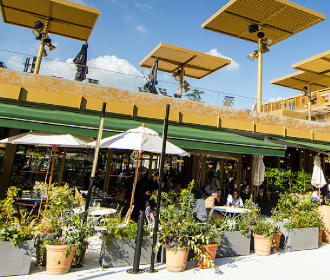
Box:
[57, 148, 67, 186]
[220, 159, 224, 189]
[237, 157, 242, 194]
[0, 128, 20, 198]
[147, 154, 153, 179]
[103, 150, 113, 193]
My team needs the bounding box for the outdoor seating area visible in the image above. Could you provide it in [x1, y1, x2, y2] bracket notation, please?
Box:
[1, 0, 330, 279]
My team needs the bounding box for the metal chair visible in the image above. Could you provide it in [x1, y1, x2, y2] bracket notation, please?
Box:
[223, 96, 234, 107]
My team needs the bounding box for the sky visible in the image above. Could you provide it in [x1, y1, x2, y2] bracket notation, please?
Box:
[0, 0, 330, 109]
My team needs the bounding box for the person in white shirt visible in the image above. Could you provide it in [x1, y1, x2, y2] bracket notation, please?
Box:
[226, 190, 243, 208]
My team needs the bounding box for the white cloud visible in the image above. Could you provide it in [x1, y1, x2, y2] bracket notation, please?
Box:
[206, 49, 239, 71]
[136, 25, 147, 33]
[134, 2, 152, 11]
[268, 96, 284, 102]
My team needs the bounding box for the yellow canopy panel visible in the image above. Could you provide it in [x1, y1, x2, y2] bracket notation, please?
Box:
[202, 0, 325, 46]
[292, 50, 330, 77]
[270, 71, 330, 92]
[0, 0, 100, 41]
[139, 43, 231, 79]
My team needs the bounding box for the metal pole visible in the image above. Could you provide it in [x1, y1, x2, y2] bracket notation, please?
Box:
[85, 102, 106, 212]
[148, 104, 170, 272]
[257, 42, 263, 113]
[127, 210, 145, 274]
[34, 21, 48, 75]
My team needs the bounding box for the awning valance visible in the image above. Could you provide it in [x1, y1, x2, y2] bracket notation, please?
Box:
[271, 138, 330, 154]
[0, 102, 286, 157]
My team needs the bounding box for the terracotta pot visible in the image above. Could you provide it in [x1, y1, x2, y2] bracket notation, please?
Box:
[319, 229, 324, 245]
[196, 243, 218, 269]
[46, 245, 76, 275]
[72, 246, 87, 267]
[253, 233, 271, 256]
[165, 247, 189, 272]
[271, 232, 282, 252]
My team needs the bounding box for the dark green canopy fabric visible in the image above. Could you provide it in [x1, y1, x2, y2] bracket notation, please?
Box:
[0, 102, 286, 156]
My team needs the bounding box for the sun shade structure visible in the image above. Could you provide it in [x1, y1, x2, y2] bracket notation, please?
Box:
[139, 42, 231, 79]
[0, 131, 94, 147]
[201, 0, 325, 46]
[292, 50, 330, 77]
[202, 0, 325, 113]
[90, 125, 190, 156]
[0, 0, 100, 41]
[270, 71, 330, 92]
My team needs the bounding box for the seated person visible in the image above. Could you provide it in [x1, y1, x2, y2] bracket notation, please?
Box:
[226, 190, 243, 208]
[311, 191, 321, 205]
[194, 191, 207, 222]
[205, 189, 225, 209]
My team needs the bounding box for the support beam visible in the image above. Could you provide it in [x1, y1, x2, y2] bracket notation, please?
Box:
[0, 128, 20, 198]
[103, 150, 113, 193]
[147, 154, 153, 179]
[57, 148, 67, 186]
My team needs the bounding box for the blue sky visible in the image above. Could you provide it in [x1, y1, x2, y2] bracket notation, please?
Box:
[1, 0, 329, 109]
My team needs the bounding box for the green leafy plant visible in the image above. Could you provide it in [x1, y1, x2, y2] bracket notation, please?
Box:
[252, 218, 279, 247]
[0, 187, 38, 246]
[272, 193, 320, 229]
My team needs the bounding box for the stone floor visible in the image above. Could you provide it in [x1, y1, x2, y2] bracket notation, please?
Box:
[9, 236, 330, 280]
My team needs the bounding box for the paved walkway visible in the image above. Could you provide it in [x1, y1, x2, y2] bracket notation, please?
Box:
[10, 242, 330, 280]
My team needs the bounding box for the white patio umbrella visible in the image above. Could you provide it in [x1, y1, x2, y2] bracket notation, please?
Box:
[252, 155, 265, 187]
[311, 155, 326, 204]
[252, 155, 265, 201]
[90, 124, 189, 223]
[0, 131, 94, 213]
[311, 155, 326, 189]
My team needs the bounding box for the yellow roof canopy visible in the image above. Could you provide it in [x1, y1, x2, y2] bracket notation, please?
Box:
[271, 71, 330, 92]
[292, 50, 330, 77]
[202, 0, 325, 46]
[139, 43, 231, 79]
[0, 0, 100, 41]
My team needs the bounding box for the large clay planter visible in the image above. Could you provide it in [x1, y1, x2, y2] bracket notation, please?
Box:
[271, 232, 282, 252]
[196, 243, 218, 269]
[46, 245, 76, 275]
[319, 229, 324, 245]
[253, 234, 271, 256]
[319, 206, 330, 232]
[165, 247, 189, 272]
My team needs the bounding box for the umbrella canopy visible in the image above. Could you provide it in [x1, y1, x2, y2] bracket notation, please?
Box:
[90, 125, 189, 156]
[252, 155, 265, 186]
[311, 155, 326, 189]
[73, 43, 88, 81]
[0, 131, 94, 147]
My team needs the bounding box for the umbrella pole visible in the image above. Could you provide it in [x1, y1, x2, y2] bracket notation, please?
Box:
[149, 104, 170, 273]
[85, 102, 107, 212]
[43, 145, 58, 216]
[127, 151, 141, 224]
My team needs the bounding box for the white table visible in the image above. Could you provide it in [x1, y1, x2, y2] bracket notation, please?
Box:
[209, 206, 251, 217]
[73, 207, 117, 216]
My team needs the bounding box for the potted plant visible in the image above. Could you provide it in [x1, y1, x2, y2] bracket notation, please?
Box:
[39, 184, 89, 274]
[252, 218, 279, 256]
[156, 180, 217, 271]
[272, 193, 319, 251]
[190, 220, 221, 269]
[0, 187, 37, 277]
[100, 214, 155, 268]
[213, 197, 259, 257]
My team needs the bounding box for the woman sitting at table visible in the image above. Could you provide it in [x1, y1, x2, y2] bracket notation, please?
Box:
[226, 190, 243, 208]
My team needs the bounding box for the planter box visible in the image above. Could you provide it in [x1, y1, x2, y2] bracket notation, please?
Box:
[0, 240, 34, 276]
[280, 226, 319, 251]
[217, 231, 251, 257]
[100, 237, 159, 268]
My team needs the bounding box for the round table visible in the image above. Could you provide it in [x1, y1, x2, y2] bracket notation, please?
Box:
[73, 207, 117, 216]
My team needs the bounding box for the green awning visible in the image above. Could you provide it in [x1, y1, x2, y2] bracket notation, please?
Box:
[273, 138, 330, 154]
[0, 102, 286, 157]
